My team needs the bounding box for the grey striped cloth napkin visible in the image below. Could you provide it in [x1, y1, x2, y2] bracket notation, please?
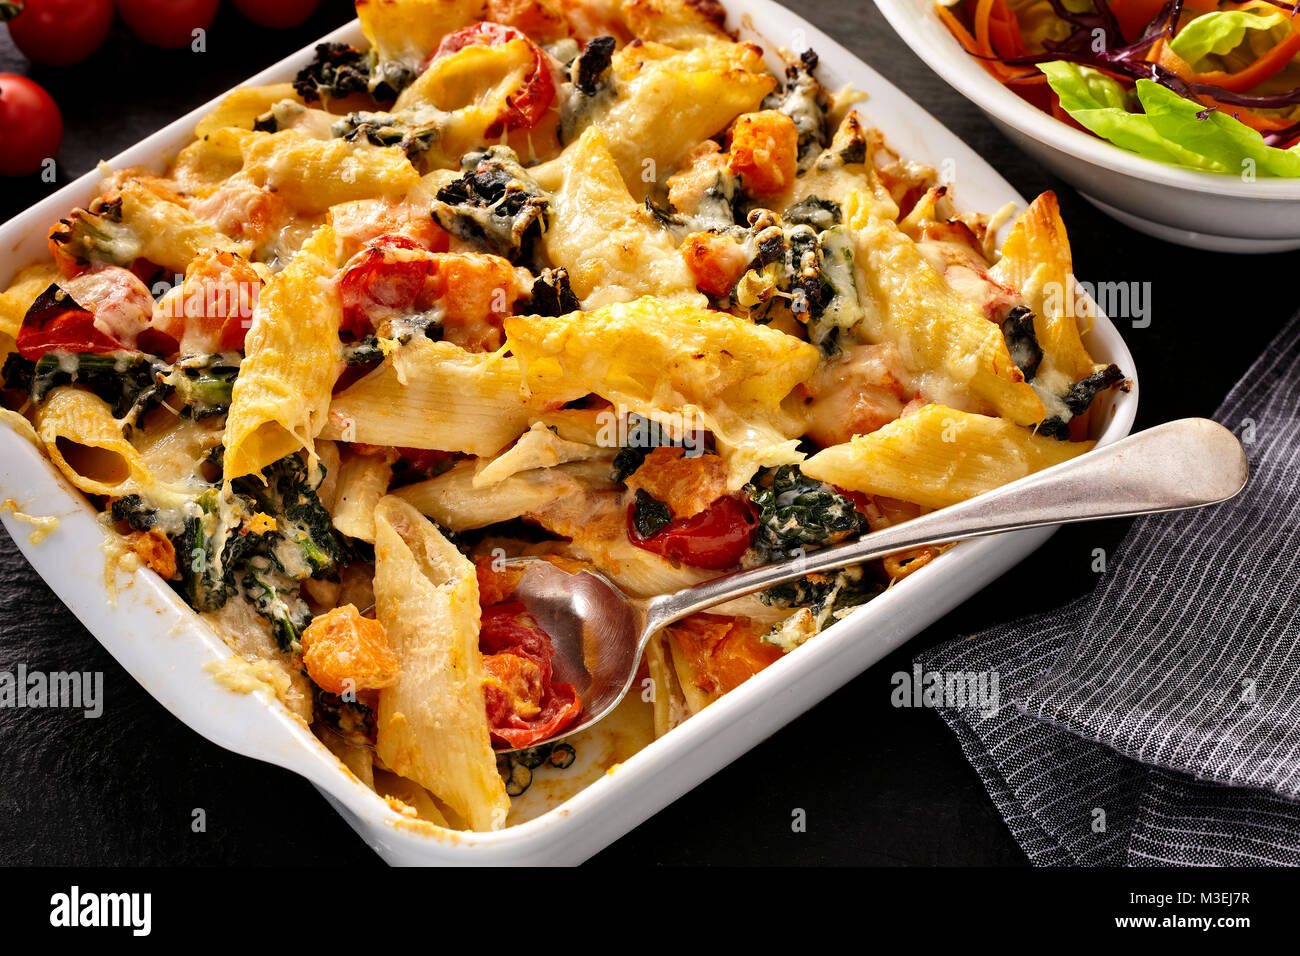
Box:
[917, 309, 1300, 866]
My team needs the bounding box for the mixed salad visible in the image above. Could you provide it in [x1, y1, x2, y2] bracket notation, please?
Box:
[937, 0, 1300, 175]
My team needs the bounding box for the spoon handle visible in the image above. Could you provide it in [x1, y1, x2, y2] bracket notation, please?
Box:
[640, 418, 1248, 633]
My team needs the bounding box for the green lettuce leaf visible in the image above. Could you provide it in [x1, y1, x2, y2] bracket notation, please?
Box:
[1135, 79, 1300, 177]
[1168, 9, 1286, 69]
[1038, 61, 1224, 170]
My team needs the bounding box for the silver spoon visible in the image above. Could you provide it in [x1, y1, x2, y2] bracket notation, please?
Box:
[501, 418, 1249, 752]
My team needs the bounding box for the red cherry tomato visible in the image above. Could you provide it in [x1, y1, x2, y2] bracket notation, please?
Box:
[432, 21, 556, 134]
[0, 74, 61, 177]
[338, 234, 436, 338]
[230, 0, 321, 30]
[115, 0, 219, 49]
[1, 0, 113, 66]
[434, 21, 532, 57]
[16, 286, 130, 360]
[627, 495, 757, 571]
[479, 601, 582, 749]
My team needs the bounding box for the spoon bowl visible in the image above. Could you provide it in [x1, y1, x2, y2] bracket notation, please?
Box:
[504, 560, 647, 742]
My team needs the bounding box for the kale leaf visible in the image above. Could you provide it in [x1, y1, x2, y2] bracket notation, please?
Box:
[2, 348, 168, 424]
[760, 565, 882, 637]
[783, 196, 842, 230]
[431, 146, 550, 260]
[313, 685, 376, 744]
[170, 452, 347, 641]
[610, 413, 687, 482]
[1038, 364, 1127, 439]
[762, 49, 830, 170]
[528, 267, 581, 316]
[294, 43, 381, 103]
[110, 494, 157, 532]
[173, 489, 245, 613]
[231, 453, 346, 579]
[47, 196, 129, 270]
[736, 209, 863, 354]
[163, 356, 240, 420]
[4, 345, 243, 425]
[631, 489, 672, 538]
[1000, 306, 1042, 382]
[572, 35, 616, 95]
[333, 106, 446, 162]
[240, 557, 313, 653]
[743, 464, 866, 566]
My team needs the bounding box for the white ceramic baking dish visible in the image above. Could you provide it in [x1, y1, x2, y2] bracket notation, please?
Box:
[874, 0, 1300, 253]
[0, 0, 1138, 865]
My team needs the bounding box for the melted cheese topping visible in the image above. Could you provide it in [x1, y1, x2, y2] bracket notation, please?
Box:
[0, 499, 59, 544]
[203, 655, 293, 698]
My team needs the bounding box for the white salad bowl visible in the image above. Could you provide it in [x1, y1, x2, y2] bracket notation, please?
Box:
[0, 0, 1138, 865]
[875, 0, 1300, 253]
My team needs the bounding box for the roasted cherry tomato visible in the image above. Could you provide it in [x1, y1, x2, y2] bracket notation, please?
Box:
[1, 0, 113, 66]
[338, 234, 434, 338]
[230, 0, 320, 30]
[479, 601, 582, 749]
[431, 21, 556, 134]
[115, 0, 219, 49]
[16, 286, 129, 360]
[0, 73, 61, 177]
[627, 495, 757, 570]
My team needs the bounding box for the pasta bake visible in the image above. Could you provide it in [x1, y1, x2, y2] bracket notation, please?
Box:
[0, 0, 1126, 832]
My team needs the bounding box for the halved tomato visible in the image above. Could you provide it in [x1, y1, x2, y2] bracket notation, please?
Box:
[427, 21, 557, 135]
[479, 600, 582, 749]
[627, 494, 757, 571]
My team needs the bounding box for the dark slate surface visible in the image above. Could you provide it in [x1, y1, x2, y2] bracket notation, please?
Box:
[0, 0, 1292, 867]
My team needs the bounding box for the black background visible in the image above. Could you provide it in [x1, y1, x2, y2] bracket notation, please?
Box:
[0, 0, 1292, 867]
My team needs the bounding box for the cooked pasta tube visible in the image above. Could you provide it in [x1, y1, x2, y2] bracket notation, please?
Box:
[223, 224, 342, 481]
[34, 387, 151, 496]
[321, 338, 576, 457]
[372, 495, 509, 832]
[802, 404, 1093, 510]
[329, 450, 392, 543]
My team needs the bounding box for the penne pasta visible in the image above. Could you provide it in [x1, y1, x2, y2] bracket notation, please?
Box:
[536, 126, 701, 308]
[472, 421, 610, 488]
[329, 450, 392, 543]
[203, 127, 421, 215]
[644, 631, 691, 739]
[372, 768, 452, 827]
[843, 188, 1046, 426]
[223, 224, 343, 481]
[396, 458, 614, 531]
[988, 191, 1107, 390]
[802, 404, 1094, 510]
[505, 296, 821, 488]
[359, 0, 485, 82]
[372, 495, 509, 831]
[321, 338, 575, 456]
[0, 263, 61, 340]
[194, 83, 303, 139]
[321, 728, 377, 791]
[587, 38, 776, 200]
[34, 387, 151, 497]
